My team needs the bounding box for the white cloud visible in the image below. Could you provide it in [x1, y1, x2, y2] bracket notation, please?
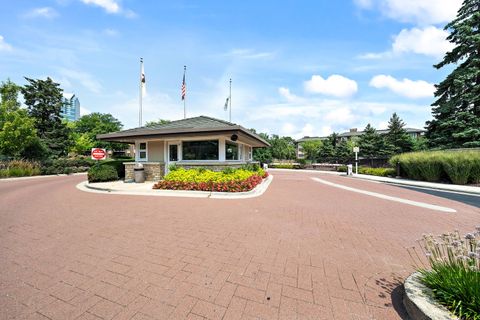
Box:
[0, 35, 12, 51]
[359, 26, 453, 60]
[278, 87, 299, 102]
[324, 107, 356, 125]
[24, 7, 59, 19]
[58, 68, 102, 93]
[355, 0, 462, 25]
[81, 0, 119, 13]
[304, 74, 358, 98]
[80, 0, 136, 17]
[392, 26, 453, 58]
[369, 74, 435, 98]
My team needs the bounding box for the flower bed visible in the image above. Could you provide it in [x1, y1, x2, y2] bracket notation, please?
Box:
[152, 167, 269, 192]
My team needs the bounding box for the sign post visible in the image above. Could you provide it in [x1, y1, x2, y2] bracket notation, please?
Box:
[91, 148, 107, 166]
[353, 147, 359, 174]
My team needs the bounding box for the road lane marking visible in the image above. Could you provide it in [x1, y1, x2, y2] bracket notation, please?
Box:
[311, 177, 456, 213]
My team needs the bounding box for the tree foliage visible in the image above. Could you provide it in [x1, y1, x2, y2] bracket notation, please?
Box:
[145, 119, 171, 127]
[0, 80, 38, 158]
[21, 77, 71, 157]
[72, 112, 125, 152]
[384, 112, 414, 154]
[300, 140, 322, 162]
[358, 124, 385, 158]
[425, 0, 480, 148]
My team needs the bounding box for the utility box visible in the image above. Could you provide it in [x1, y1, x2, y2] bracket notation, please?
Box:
[134, 163, 145, 183]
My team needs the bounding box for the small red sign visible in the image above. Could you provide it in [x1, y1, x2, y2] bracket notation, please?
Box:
[91, 148, 107, 160]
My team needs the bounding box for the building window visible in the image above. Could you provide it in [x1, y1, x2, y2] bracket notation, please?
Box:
[225, 141, 239, 160]
[238, 144, 243, 160]
[247, 146, 252, 160]
[182, 140, 219, 160]
[138, 142, 147, 161]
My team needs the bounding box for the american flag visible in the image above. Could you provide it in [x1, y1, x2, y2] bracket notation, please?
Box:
[181, 71, 186, 101]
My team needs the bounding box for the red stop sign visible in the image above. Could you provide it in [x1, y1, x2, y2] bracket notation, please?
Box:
[91, 148, 106, 160]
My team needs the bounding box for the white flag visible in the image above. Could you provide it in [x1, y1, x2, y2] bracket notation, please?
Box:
[141, 62, 146, 96]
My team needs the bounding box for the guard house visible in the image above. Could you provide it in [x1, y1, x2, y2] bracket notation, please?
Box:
[97, 116, 270, 181]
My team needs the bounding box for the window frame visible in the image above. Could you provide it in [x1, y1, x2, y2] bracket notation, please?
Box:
[136, 141, 148, 161]
[181, 139, 219, 161]
[225, 140, 240, 161]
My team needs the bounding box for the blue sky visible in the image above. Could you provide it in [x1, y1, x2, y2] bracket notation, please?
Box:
[0, 0, 460, 138]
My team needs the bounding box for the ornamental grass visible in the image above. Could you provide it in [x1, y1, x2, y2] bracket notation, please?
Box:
[390, 150, 480, 185]
[416, 228, 480, 319]
[0, 160, 41, 178]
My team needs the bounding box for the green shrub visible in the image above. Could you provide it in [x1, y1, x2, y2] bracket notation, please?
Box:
[337, 165, 347, 172]
[390, 150, 480, 185]
[169, 163, 178, 171]
[418, 229, 480, 320]
[241, 163, 261, 172]
[100, 159, 134, 178]
[358, 167, 395, 177]
[222, 167, 236, 174]
[269, 163, 302, 169]
[88, 165, 119, 183]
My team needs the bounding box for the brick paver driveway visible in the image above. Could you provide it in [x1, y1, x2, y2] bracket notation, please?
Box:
[1, 170, 478, 320]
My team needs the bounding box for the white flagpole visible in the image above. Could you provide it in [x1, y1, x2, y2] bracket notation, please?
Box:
[229, 78, 232, 122]
[139, 57, 143, 127]
[183, 65, 186, 119]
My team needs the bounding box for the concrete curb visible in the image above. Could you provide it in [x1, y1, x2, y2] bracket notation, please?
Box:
[76, 175, 273, 200]
[351, 174, 480, 195]
[0, 172, 87, 182]
[403, 272, 458, 320]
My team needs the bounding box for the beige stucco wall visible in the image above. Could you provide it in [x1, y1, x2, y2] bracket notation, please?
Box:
[148, 141, 164, 162]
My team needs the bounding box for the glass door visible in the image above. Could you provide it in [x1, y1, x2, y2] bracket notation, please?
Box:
[167, 142, 180, 173]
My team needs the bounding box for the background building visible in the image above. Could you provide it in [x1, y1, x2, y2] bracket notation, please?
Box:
[61, 93, 80, 121]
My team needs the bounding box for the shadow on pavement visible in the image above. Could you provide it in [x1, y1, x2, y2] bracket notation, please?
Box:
[374, 277, 410, 319]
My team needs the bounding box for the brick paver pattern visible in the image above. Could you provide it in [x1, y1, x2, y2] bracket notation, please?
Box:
[0, 171, 478, 319]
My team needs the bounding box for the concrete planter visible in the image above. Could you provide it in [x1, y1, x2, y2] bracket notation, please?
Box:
[403, 272, 458, 320]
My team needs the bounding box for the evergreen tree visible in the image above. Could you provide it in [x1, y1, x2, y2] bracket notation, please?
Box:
[318, 134, 337, 162]
[385, 112, 414, 154]
[21, 77, 72, 157]
[425, 0, 480, 148]
[334, 139, 352, 163]
[358, 124, 384, 158]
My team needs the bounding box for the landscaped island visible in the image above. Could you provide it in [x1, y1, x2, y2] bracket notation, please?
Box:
[152, 164, 268, 192]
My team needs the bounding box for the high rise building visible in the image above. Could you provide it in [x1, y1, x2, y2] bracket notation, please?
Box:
[61, 93, 80, 122]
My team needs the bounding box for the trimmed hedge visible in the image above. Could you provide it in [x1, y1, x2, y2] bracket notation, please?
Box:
[100, 159, 134, 178]
[88, 165, 119, 183]
[390, 150, 480, 185]
[358, 167, 396, 177]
